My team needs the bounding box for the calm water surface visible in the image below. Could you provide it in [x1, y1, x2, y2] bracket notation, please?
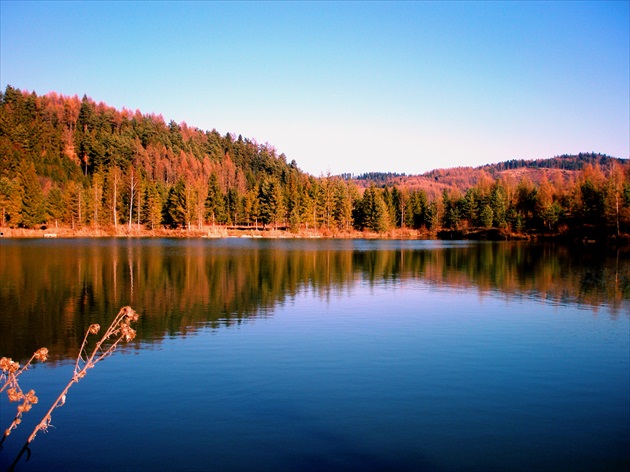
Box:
[0, 239, 628, 471]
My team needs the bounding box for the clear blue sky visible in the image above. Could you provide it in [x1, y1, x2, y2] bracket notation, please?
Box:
[1, 1, 628, 175]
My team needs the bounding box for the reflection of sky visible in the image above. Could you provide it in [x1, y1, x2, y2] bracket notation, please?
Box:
[3, 282, 627, 471]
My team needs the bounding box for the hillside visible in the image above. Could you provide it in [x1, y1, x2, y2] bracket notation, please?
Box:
[1, 85, 629, 240]
[351, 153, 625, 201]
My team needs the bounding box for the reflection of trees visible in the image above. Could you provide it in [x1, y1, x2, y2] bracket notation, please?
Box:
[0, 240, 627, 361]
[407, 243, 629, 310]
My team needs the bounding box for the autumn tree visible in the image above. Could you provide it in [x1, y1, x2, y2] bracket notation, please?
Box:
[126, 167, 139, 231]
[1, 85, 628, 239]
[90, 170, 104, 227]
[605, 163, 627, 235]
[143, 181, 164, 230]
[0, 176, 23, 228]
[45, 186, 65, 228]
[62, 181, 86, 229]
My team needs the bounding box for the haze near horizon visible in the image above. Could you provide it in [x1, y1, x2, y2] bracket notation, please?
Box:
[1, 1, 628, 176]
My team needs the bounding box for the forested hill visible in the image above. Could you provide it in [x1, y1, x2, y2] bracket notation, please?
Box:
[478, 153, 620, 173]
[0, 85, 299, 192]
[1, 86, 629, 238]
[0, 86, 311, 230]
[352, 153, 625, 195]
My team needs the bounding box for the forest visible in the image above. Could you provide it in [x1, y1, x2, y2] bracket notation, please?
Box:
[1, 85, 629, 240]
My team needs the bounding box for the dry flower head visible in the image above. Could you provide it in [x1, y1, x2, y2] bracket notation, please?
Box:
[1, 357, 20, 374]
[34, 348, 48, 362]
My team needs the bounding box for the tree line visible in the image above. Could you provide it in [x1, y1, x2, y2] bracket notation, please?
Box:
[1, 85, 629, 237]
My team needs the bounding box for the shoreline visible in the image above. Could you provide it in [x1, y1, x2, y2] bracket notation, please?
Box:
[1, 226, 627, 246]
[0, 226, 425, 240]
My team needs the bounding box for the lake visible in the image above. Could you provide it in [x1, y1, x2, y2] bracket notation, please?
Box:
[0, 238, 628, 472]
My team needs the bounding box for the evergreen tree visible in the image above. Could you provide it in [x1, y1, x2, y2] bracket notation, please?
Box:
[204, 172, 225, 226]
[461, 188, 478, 227]
[360, 185, 390, 232]
[19, 161, 45, 228]
[299, 180, 316, 230]
[168, 177, 194, 229]
[332, 179, 354, 231]
[286, 174, 302, 232]
[489, 182, 508, 228]
[409, 190, 428, 229]
[382, 186, 396, 228]
[225, 187, 242, 226]
[441, 190, 461, 229]
[425, 201, 439, 230]
[316, 176, 333, 229]
[479, 204, 494, 228]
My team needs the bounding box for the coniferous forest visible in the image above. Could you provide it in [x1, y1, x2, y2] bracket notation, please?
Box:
[1, 86, 629, 240]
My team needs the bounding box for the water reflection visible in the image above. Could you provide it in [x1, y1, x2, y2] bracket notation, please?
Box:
[1, 239, 628, 360]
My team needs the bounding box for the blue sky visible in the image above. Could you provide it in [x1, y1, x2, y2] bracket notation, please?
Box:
[1, 1, 628, 175]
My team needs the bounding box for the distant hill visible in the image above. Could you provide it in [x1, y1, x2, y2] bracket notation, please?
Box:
[477, 153, 621, 173]
[348, 153, 626, 200]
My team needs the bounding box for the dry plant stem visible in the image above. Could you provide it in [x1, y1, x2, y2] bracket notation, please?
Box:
[1, 349, 47, 447]
[1, 353, 37, 394]
[8, 307, 138, 470]
[0, 389, 37, 446]
[0, 379, 28, 445]
[29, 307, 137, 443]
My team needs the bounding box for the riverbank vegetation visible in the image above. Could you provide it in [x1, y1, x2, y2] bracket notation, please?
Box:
[1, 86, 629, 241]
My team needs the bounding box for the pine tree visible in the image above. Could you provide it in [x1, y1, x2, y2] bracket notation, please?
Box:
[225, 187, 241, 226]
[361, 185, 390, 232]
[480, 204, 494, 228]
[205, 172, 225, 226]
[19, 161, 45, 228]
[489, 182, 508, 228]
[168, 177, 194, 229]
[333, 179, 354, 231]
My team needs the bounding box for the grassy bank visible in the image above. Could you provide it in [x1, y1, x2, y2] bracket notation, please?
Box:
[2, 225, 627, 245]
[0, 225, 427, 240]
